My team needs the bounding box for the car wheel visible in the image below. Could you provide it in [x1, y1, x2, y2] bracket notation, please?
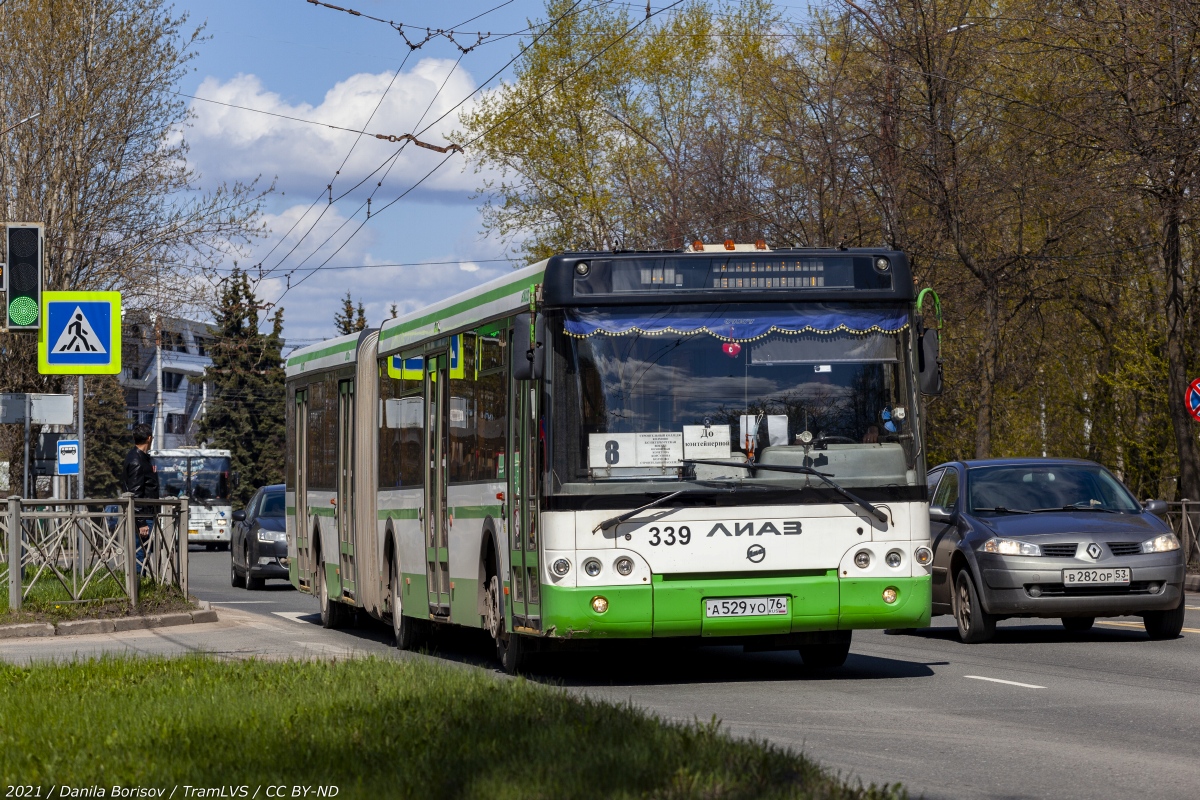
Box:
[316, 560, 346, 629]
[798, 633, 852, 669]
[1061, 617, 1095, 633]
[245, 545, 263, 590]
[953, 570, 996, 643]
[1143, 594, 1185, 640]
[230, 553, 245, 588]
[391, 557, 426, 650]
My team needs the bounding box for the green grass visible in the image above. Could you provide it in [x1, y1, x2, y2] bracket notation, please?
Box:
[0, 656, 904, 800]
[0, 572, 193, 623]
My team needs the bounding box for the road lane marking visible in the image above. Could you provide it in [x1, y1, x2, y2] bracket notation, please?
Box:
[1097, 620, 1200, 634]
[213, 601, 276, 604]
[1185, 606, 1200, 611]
[273, 611, 318, 623]
[964, 675, 1046, 689]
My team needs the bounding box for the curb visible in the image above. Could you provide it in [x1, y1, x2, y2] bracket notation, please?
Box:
[0, 607, 220, 640]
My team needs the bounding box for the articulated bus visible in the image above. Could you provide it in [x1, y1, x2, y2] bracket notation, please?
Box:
[284, 245, 943, 672]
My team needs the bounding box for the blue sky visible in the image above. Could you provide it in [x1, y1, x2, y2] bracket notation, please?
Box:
[177, 0, 545, 349]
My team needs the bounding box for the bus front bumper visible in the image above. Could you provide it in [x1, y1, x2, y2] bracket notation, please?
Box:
[539, 572, 931, 639]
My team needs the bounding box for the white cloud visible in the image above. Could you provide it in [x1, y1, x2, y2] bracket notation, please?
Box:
[459, 261, 481, 272]
[184, 59, 485, 198]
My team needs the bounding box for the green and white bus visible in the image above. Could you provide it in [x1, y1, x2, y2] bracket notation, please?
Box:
[284, 245, 943, 671]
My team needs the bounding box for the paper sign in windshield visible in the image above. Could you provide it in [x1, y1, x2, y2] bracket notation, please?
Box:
[683, 425, 732, 459]
[588, 432, 684, 468]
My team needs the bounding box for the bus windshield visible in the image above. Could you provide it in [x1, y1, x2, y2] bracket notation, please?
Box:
[154, 455, 232, 503]
[551, 303, 919, 493]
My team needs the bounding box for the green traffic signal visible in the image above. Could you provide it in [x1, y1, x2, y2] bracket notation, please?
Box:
[5, 224, 42, 330]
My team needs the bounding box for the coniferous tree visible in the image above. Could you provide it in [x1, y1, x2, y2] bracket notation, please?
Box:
[198, 269, 286, 506]
[333, 292, 367, 335]
[83, 374, 131, 497]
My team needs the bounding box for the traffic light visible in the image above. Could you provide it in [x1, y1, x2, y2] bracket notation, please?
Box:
[5, 223, 42, 330]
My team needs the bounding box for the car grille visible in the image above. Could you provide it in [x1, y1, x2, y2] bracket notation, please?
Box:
[1107, 542, 1141, 556]
[1028, 581, 1155, 597]
[1041, 543, 1078, 557]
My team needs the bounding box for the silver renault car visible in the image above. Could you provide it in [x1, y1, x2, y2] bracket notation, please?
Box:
[925, 458, 1185, 642]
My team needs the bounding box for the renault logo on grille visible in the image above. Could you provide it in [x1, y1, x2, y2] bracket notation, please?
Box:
[746, 544, 766, 563]
[1086, 542, 1103, 559]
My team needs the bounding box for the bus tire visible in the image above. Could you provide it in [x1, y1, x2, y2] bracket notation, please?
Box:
[486, 573, 532, 674]
[391, 557, 426, 650]
[316, 559, 346, 629]
[798, 633, 851, 669]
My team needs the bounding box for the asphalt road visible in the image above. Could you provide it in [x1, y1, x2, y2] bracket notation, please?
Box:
[5, 548, 1198, 800]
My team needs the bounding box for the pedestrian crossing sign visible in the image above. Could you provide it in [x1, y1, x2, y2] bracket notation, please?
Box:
[37, 291, 122, 375]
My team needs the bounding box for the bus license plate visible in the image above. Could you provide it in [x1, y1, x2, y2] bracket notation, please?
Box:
[705, 596, 788, 618]
[1062, 567, 1130, 586]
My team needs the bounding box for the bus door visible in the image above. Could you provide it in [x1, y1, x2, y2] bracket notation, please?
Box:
[336, 379, 356, 600]
[425, 353, 451, 616]
[507, 363, 541, 630]
[294, 388, 310, 589]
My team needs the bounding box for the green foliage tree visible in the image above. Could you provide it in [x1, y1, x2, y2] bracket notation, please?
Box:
[334, 292, 367, 335]
[198, 269, 286, 507]
[83, 374, 130, 498]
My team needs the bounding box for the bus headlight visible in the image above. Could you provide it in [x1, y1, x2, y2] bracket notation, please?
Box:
[583, 558, 602, 577]
[614, 556, 634, 576]
[591, 595, 609, 614]
[552, 559, 571, 577]
[885, 550, 903, 568]
[854, 550, 871, 569]
[914, 546, 933, 566]
[882, 587, 898, 604]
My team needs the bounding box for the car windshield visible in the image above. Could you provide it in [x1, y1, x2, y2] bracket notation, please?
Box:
[968, 464, 1141, 513]
[550, 303, 921, 493]
[153, 455, 231, 502]
[259, 491, 285, 517]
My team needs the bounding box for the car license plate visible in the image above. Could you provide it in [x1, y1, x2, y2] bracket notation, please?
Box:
[705, 596, 788, 617]
[1062, 567, 1130, 586]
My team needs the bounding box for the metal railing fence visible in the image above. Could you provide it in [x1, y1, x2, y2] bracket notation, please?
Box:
[1162, 501, 1199, 570]
[2, 494, 188, 612]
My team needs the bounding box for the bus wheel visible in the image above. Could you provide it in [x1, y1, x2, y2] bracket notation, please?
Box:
[391, 558, 425, 650]
[316, 560, 346, 629]
[486, 574, 531, 674]
[798, 632, 852, 669]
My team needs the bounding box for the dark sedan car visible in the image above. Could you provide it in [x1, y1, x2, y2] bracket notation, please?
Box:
[926, 459, 1185, 643]
[230, 484, 288, 590]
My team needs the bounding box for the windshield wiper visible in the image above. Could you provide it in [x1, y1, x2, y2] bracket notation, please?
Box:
[593, 490, 687, 533]
[1032, 504, 1119, 514]
[683, 459, 888, 524]
[973, 506, 1031, 515]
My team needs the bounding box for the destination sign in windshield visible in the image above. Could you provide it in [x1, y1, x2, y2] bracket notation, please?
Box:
[571, 255, 892, 296]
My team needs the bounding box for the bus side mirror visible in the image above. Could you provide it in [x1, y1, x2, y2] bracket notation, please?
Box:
[513, 313, 545, 381]
[918, 328, 943, 396]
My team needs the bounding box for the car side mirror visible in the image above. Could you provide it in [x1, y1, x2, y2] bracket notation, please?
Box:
[232, 510, 246, 522]
[1143, 499, 1168, 516]
[930, 507, 955, 524]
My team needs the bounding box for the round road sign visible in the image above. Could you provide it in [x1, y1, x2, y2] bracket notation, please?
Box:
[1188, 378, 1200, 422]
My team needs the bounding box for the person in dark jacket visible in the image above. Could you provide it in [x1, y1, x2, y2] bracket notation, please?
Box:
[121, 424, 159, 569]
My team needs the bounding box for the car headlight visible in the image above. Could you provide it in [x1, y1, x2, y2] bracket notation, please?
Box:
[1141, 533, 1180, 553]
[257, 529, 286, 543]
[981, 538, 1041, 556]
